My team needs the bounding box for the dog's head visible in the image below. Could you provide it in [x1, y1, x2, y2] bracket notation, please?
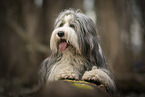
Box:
[50, 9, 101, 60]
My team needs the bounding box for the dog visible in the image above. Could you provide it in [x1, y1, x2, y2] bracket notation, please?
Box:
[39, 9, 116, 92]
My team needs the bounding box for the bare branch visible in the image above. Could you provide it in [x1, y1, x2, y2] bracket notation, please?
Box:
[7, 19, 50, 54]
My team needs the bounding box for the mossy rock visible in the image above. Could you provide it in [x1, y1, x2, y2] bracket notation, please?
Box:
[37, 80, 111, 97]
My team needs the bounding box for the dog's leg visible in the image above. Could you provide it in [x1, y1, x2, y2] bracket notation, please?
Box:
[48, 64, 79, 81]
[82, 66, 115, 89]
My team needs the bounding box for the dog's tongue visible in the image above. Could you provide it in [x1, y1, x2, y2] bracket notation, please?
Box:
[59, 42, 67, 51]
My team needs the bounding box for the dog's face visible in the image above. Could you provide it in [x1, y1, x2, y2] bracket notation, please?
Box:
[50, 10, 99, 57]
[50, 14, 79, 54]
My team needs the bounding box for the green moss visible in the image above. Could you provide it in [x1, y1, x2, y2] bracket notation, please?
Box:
[72, 83, 94, 90]
[64, 80, 94, 90]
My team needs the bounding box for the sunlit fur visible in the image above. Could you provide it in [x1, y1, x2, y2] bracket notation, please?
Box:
[39, 9, 116, 93]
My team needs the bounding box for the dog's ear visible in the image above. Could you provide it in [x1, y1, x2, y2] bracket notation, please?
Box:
[39, 58, 49, 88]
[74, 12, 108, 69]
[39, 57, 57, 88]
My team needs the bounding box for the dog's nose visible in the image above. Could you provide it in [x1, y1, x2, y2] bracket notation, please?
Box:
[57, 31, 65, 37]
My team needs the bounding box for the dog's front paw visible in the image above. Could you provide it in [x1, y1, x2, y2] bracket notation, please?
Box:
[82, 70, 101, 83]
[82, 69, 116, 93]
[82, 68, 113, 86]
[55, 69, 79, 80]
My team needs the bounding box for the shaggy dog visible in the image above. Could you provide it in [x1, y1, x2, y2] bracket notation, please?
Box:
[39, 9, 116, 92]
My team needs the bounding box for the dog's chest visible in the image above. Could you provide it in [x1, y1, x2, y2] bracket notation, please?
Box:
[58, 52, 84, 70]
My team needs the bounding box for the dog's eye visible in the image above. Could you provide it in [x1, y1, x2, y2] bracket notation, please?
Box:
[59, 23, 64, 27]
[70, 24, 75, 28]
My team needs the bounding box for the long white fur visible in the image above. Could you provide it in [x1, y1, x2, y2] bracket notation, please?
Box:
[48, 51, 84, 81]
[49, 15, 83, 81]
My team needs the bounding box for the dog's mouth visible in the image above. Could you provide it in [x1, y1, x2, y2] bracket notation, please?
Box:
[58, 39, 70, 51]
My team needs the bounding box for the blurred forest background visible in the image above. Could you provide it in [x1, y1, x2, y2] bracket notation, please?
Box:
[0, 0, 145, 97]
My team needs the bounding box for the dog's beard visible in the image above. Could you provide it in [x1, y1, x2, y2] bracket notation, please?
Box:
[50, 26, 80, 54]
